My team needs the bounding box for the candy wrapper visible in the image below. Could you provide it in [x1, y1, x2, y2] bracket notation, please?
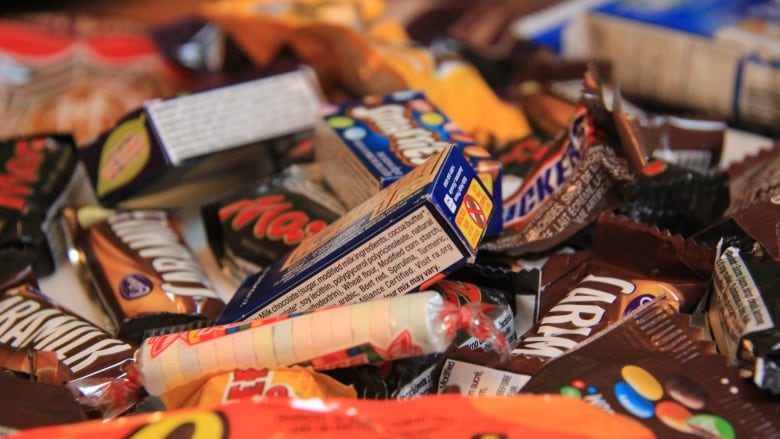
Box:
[693, 203, 780, 393]
[78, 68, 320, 207]
[324, 275, 536, 399]
[314, 90, 504, 236]
[0, 14, 189, 146]
[0, 373, 87, 433]
[62, 206, 224, 343]
[160, 366, 356, 410]
[11, 393, 654, 439]
[522, 300, 780, 438]
[725, 142, 780, 216]
[200, 0, 531, 148]
[483, 72, 637, 255]
[0, 134, 96, 276]
[202, 166, 344, 285]
[0, 343, 74, 384]
[69, 291, 508, 418]
[436, 213, 714, 393]
[216, 144, 494, 323]
[0, 263, 135, 381]
[616, 162, 730, 237]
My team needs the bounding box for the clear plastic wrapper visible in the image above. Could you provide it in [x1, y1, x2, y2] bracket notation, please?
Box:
[68, 291, 509, 418]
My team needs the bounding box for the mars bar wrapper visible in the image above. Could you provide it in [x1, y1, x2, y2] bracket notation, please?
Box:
[217, 144, 494, 323]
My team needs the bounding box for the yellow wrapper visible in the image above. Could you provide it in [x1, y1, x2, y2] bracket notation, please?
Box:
[161, 366, 356, 409]
[200, 0, 530, 148]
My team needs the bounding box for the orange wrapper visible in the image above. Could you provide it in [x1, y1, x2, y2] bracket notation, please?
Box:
[199, 0, 530, 148]
[13, 394, 654, 439]
[161, 367, 356, 409]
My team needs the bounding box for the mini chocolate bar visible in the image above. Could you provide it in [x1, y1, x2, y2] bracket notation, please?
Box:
[436, 213, 714, 393]
[483, 72, 639, 255]
[63, 206, 224, 344]
[0, 134, 96, 275]
[202, 167, 344, 285]
[0, 263, 135, 380]
[693, 206, 780, 396]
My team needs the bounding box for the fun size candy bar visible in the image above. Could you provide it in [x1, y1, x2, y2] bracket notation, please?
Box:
[202, 167, 344, 285]
[0, 264, 134, 380]
[63, 207, 224, 344]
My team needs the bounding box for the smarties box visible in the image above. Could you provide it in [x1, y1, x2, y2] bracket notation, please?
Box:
[314, 91, 503, 236]
[216, 145, 494, 323]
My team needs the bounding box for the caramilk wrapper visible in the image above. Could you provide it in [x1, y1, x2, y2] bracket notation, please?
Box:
[0, 263, 135, 381]
[440, 213, 714, 386]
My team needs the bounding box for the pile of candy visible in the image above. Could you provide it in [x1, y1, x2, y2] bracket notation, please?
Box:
[1, 1, 779, 438]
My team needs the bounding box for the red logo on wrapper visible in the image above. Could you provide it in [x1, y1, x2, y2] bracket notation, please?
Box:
[224, 369, 291, 401]
[219, 195, 327, 245]
[0, 138, 46, 211]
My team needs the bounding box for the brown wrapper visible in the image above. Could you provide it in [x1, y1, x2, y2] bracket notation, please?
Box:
[522, 300, 780, 439]
[0, 264, 135, 381]
[447, 213, 714, 378]
[202, 166, 344, 285]
[0, 372, 87, 431]
[726, 142, 780, 216]
[63, 206, 224, 344]
[484, 70, 640, 255]
[612, 88, 726, 174]
[0, 343, 74, 384]
[516, 83, 578, 137]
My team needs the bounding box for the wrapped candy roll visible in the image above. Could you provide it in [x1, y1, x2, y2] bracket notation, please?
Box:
[135, 290, 506, 396]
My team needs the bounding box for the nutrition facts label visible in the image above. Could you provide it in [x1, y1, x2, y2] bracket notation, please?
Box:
[253, 207, 463, 319]
[438, 359, 530, 396]
[711, 247, 773, 363]
[147, 70, 321, 165]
